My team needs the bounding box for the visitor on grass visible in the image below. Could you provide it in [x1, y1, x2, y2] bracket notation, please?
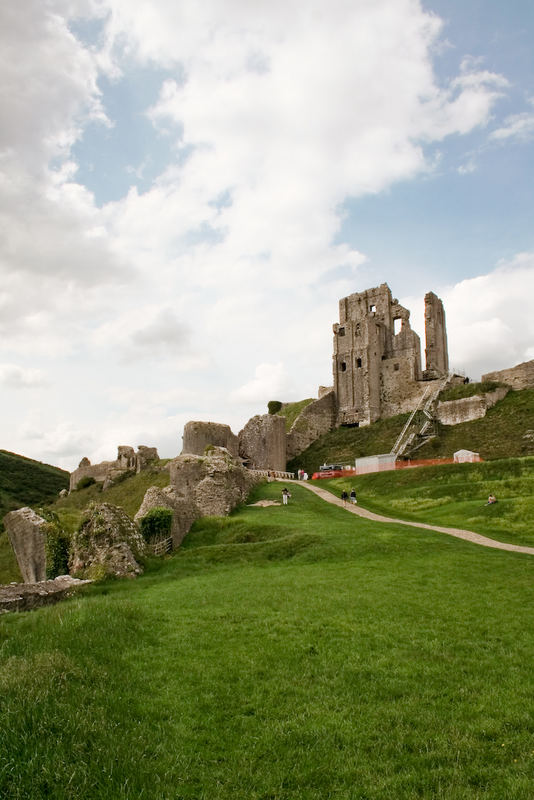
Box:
[341, 490, 348, 507]
[350, 488, 357, 504]
[282, 488, 290, 505]
[486, 493, 497, 505]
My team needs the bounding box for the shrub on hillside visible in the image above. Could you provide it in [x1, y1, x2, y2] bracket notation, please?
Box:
[40, 509, 70, 579]
[76, 475, 97, 490]
[268, 400, 283, 415]
[139, 507, 173, 543]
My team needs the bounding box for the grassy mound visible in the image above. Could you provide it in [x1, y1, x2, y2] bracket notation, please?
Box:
[0, 450, 68, 531]
[2, 480, 534, 798]
[277, 398, 314, 430]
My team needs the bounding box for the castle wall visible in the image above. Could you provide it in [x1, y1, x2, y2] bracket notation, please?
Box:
[482, 360, 534, 391]
[436, 387, 508, 425]
[182, 421, 239, 457]
[286, 390, 336, 460]
[238, 414, 286, 471]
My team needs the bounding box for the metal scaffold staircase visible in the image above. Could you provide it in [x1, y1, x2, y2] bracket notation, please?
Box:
[390, 374, 451, 459]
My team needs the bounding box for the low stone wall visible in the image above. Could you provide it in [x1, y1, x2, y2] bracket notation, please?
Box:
[0, 576, 91, 614]
[482, 360, 534, 391]
[436, 387, 508, 426]
[286, 391, 336, 460]
[69, 445, 160, 491]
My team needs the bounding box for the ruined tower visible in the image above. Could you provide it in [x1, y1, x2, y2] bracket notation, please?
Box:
[423, 291, 449, 379]
[333, 284, 449, 426]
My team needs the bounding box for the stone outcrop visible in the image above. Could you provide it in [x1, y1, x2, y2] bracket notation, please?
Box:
[436, 387, 508, 426]
[423, 292, 449, 380]
[169, 447, 261, 518]
[482, 360, 534, 391]
[3, 507, 47, 583]
[135, 486, 198, 548]
[69, 503, 146, 579]
[69, 445, 160, 491]
[286, 390, 337, 460]
[182, 421, 239, 458]
[0, 576, 91, 614]
[238, 414, 286, 471]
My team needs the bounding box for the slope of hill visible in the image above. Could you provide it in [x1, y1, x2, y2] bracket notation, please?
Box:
[288, 387, 534, 474]
[0, 450, 69, 531]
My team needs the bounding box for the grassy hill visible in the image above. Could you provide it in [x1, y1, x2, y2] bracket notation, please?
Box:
[2, 479, 534, 798]
[288, 387, 534, 474]
[0, 450, 69, 531]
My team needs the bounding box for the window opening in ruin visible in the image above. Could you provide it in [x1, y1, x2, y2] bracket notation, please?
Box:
[394, 318, 402, 335]
[342, 422, 359, 428]
[370, 304, 376, 313]
[341, 361, 347, 372]
[356, 358, 362, 368]
[338, 326, 345, 336]
[394, 363, 400, 371]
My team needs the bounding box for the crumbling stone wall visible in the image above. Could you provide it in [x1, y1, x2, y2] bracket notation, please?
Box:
[286, 390, 336, 460]
[482, 360, 534, 391]
[135, 486, 198, 548]
[69, 445, 160, 491]
[238, 414, 286, 471]
[182, 421, 239, 458]
[333, 283, 449, 426]
[436, 387, 509, 426]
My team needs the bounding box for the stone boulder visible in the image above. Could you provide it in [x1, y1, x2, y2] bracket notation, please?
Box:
[0, 576, 92, 614]
[238, 414, 286, 471]
[69, 503, 146, 579]
[3, 507, 47, 583]
[182, 421, 239, 458]
[169, 447, 261, 518]
[135, 486, 198, 548]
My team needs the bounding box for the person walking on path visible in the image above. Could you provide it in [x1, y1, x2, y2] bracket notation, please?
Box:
[341, 490, 348, 507]
[282, 488, 290, 505]
[350, 488, 357, 504]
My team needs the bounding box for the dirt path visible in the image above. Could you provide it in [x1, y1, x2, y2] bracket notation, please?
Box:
[287, 480, 534, 556]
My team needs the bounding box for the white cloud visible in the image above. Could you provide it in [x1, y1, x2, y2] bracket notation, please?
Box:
[0, 364, 47, 388]
[490, 112, 534, 143]
[230, 363, 294, 405]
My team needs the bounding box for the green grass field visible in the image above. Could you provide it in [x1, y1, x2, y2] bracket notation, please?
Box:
[318, 456, 534, 549]
[2, 480, 534, 799]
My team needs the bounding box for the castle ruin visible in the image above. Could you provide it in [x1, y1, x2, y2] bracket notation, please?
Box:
[333, 283, 449, 426]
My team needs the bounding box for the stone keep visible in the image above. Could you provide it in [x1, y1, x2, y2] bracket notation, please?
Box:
[333, 283, 449, 426]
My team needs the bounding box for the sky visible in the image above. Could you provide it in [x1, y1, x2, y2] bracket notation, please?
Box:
[1, 0, 534, 471]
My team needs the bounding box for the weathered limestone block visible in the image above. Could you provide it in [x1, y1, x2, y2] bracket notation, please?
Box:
[169, 447, 261, 518]
[135, 486, 198, 548]
[286, 391, 337, 460]
[136, 445, 159, 471]
[0, 576, 92, 614]
[69, 503, 146, 579]
[117, 446, 136, 469]
[482, 360, 534, 391]
[3, 508, 47, 583]
[238, 414, 286, 471]
[436, 387, 508, 426]
[182, 421, 239, 458]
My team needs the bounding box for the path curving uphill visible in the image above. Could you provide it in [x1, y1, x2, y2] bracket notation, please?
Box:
[289, 480, 534, 556]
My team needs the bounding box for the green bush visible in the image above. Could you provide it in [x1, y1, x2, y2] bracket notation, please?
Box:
[76, 475, 97, 490]
[40, 509, 70, 579]
[139, 507, 173, 543]
[268, 400, 282, 415]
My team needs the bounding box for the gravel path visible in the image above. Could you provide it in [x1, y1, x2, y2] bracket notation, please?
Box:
[287, 480, 534, 556]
